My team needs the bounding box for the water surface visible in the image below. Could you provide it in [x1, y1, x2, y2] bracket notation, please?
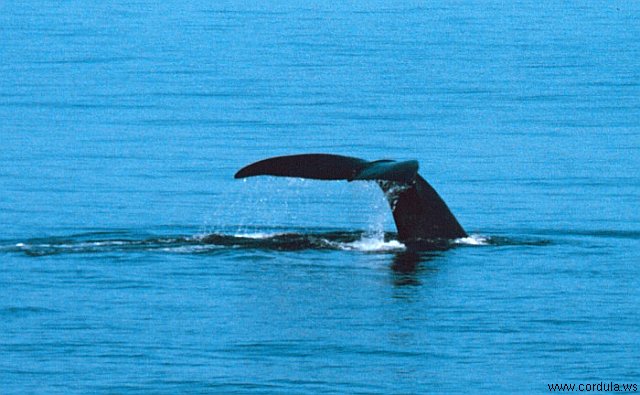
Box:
[1, 1, 639, 393]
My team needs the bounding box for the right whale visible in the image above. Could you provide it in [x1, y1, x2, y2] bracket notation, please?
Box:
[235, 153, 467, 242]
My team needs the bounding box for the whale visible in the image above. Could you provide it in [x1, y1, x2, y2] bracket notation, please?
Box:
[235, 154, 467, 242]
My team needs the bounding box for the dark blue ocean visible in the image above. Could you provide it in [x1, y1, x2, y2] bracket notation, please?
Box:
[1, 1, 639, 393]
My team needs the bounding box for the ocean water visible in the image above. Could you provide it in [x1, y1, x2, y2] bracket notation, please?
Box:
[1, 1, 639, 393]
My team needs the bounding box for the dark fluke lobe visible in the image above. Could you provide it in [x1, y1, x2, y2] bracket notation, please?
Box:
[234, 153, 467, 241]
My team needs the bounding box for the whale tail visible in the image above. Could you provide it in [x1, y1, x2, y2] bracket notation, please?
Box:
[234, 154, 467, 241]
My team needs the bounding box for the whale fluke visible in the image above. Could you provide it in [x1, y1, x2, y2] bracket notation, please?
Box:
[234, 154, 368, 180]
[234, 154, 467, 241]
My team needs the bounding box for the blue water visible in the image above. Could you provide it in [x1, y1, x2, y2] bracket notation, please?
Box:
[1, 1, 639, 393]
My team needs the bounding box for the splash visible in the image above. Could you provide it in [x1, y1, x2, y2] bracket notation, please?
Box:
[333, 233, 406, 252]
[452, 234, 489, 246]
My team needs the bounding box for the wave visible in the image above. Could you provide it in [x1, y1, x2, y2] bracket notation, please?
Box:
[199, 231, 407, 252]
[0, 228, 550, 257]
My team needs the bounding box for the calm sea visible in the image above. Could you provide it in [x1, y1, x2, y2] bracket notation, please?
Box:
[1, 1, 639, 393]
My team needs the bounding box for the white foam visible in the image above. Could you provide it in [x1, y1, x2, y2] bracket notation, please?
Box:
[335, 235, 406, 252]
[233, 232, 283, 239]
[453, 234, 489, 246]
[77, 241, 127, 247]
[160, 245, 222, 253]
